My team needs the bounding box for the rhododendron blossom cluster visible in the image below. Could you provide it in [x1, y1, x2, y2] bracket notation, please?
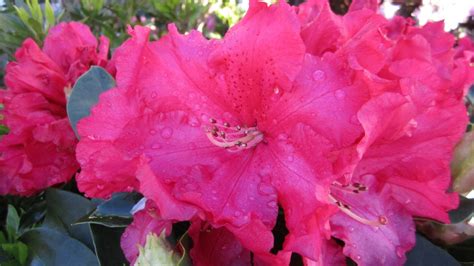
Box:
[74, 0, 474, 265]
[2, 0, 473, 265]
[0, 22, 109, 196]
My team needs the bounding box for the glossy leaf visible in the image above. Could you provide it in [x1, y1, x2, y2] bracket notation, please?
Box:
[405, 234, 459, 266]
[67, 66, 116, 137]
[90, 224, 128, 266]
[449, 196, 474, 224]
[20, 228, 98, 266]
[42, 188, 96, 250]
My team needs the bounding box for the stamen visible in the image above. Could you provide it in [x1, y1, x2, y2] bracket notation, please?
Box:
[205, 119, 264, 152]
[328, 194, 388, 227]
[332, 181, 368, 194]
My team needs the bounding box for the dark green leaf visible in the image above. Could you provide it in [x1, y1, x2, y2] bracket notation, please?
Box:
[66, 66, 115, 137]
[447, 237, 474, 264]
[42, 188, 95, 250]
[405, 234, 459, 266]
[95, 192, 141, 218]
[74, 192, 140, 228]
[90, 224, 127, 266]
[20, 228, 98, 266]
[448, 196, 474, 224]
[6, 205, 19, 241]
[1, 242, 28, 265]
[75, 214, 132, 228]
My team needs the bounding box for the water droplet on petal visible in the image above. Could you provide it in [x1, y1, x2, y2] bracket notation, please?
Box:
[335, 89, 346, 99]
[161, 127, 173, 139]
[287, 155, 294, 162]
[151, 144, 161, 149]
[151, 92, 157, 98]
[273, 87, 280, 94]
[349, 227, 355, 232]
[396, 247, 404, 258]
[258, 184, 274, 195]
[188, 116, 201, 127]
[234, 211, 242, 217]
[356, 255, 361, 260]
[149, 129, 157, 135]
[267, 201, 277, 208]
[97, 184, 104, 190]
[312, 70, 326, 81]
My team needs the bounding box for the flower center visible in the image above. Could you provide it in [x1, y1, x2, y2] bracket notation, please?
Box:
[205, 118, 264, 152]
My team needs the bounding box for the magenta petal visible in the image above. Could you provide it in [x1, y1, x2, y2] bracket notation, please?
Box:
[330, 176, 415, 265]
[189, 219, 251, 266]
[120, 201, 172, 264]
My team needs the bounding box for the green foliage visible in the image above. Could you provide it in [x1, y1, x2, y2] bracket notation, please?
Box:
[0, 205, 28, 266]
[0, 0, 59, 57]
[66, 66, 116, 137]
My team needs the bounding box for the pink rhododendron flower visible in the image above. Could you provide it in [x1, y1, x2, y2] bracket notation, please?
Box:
[76, 0, 473, 265]
[0, 22, 109, 196]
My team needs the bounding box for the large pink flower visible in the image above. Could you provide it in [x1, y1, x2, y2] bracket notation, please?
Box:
[299, 1, 474, 264]
[0, 22, 109, 196]
[77, 0, 473, 265]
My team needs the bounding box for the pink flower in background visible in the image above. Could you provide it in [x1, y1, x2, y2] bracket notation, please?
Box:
[0, 22, 109, 196]
[77, 0, 473, 265]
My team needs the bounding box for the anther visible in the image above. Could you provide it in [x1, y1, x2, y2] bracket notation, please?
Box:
[205, 118, 264, 152]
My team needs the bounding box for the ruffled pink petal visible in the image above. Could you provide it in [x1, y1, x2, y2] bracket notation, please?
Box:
[1, 22, 108, 196]
[43, 22, 99, 81]
[188, 219, 251, 266]
[330, 176, 415, 266]
[354, 92, 464, 222]
[120, 201, 172, 264]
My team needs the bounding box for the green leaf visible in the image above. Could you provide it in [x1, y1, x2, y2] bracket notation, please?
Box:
[44, 0, 55, 29]
[405, 234, 459, 266]
[42, 188, 96, 250]
[20, 228, 98, 266]
[66, 66, 115, 137]
[95, 192, 141, 218]
[74, 192, 141, 228]
[1, 242, 28, 265]
[90, 224, 128, 265]
[449, 196, 474, 224]
[6, 205, 20, 242]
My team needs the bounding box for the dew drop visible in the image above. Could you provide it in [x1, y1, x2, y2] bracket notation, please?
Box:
[349, 227, 355, 232]
[273, 87, 280, 94]
[267, 201, 277, 208]
[277, 133, 289, 141]
[287, 155, 294, 162]
[356, 255, 361, 260]
[312, 70, 326, 81]
[249, 196, 255, 201]
[97, 184, 104, 190]
[396, 247, 404, 258]
[258, 184, 274, 195]
[234, 211, 242, 217]
[149, 129, 157, 135]
[188, 116, 201, 127]
[151, 143, 161, 149]
[151, 92, 157, 98]
[161, 127, 173, 139]
[335, 89, 346, 99]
